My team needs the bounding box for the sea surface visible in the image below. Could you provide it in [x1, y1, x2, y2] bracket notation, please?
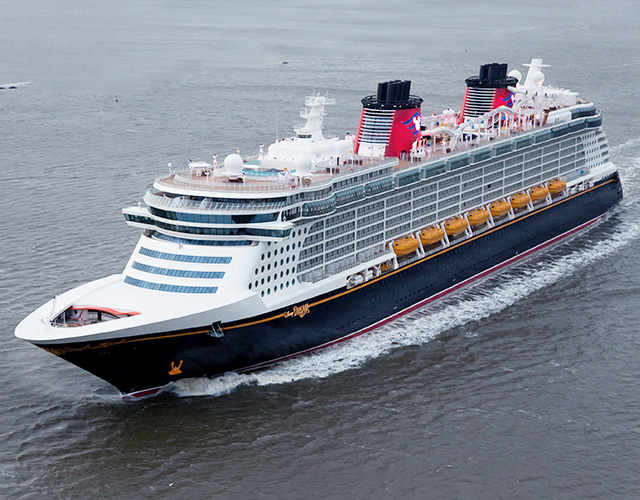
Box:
[2, 1, 640, 498]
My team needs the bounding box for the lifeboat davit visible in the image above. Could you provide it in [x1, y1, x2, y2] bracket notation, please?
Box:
[392, 236, 419, 256]
[490, 200, 511, 218]
[468, 208, 490, 227]
[420, 226, 445, 245]
[530, 185, 549, 202]
[509, 192, 531, 209]
[548, 179, 566, 195]
[444, 217, 469, 236]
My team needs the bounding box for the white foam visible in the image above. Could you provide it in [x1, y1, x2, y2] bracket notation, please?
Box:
[171, 214, 640, 399]
[611, 136, 640, 155]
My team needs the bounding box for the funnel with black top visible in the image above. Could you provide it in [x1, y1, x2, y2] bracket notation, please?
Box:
[355, 80, 423, 158]
[459, 63, 518, 122]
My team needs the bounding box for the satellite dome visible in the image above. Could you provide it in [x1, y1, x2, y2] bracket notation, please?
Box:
[531, 71, 545, 87]
[508, 69, 522, 83]
[293, 153, 313, 174]
[224, 154, 244, 175]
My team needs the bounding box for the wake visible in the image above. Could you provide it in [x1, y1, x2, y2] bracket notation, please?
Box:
[172, 140, 640, 398]
[171, 214, 640, 398]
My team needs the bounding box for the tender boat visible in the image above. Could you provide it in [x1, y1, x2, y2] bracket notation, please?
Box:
[530, 185, 550, 202]
[489, 200, 511, 218]
[393, 236, 420, 256]
[510, 192, 531, 209]
[420, 226, 445, 245]
[548, 179, 567, 195]
[445, 217, 469, 236]
[468, 208, 490, 227]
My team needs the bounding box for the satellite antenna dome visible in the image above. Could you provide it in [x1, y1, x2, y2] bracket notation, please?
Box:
[293, 153, 313, 174]
[508, 69, 522, 83]
[224, 154, 244, 175]
[531, 71, 545, 87]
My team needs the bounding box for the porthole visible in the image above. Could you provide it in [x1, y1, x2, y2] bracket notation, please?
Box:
[261, 266, 265, 272]
[267, 289, 271, 295]
[280, 284, 284, 290]
[255, 281, 258, 287]
[292, 256, 296, 261]
[286, 269, 289, 275]
[286, 281, 290, 288]
[267, 251, 271, 258]
[254, 269, 258, 275]
[261, 254, 264, 260]
[248, 283, 252, 289]
[261, 291, 265, 297]
[286, 257, 290, 263]
[280, 259, 284, 265]
[267, 276, 271, 283]
[286, 245, 290, 251]
[261, 278, 265, 285]
[267, 264, 271, 270]
[280, 271, 284, 278]
[292, 279, 295, 284]
[274, 261, 278, 268]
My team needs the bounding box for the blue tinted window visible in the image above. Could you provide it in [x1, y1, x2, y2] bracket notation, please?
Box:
[132, 262, 224, 279]
[124, 276, 218, 293]
[139, 247, 232, 264]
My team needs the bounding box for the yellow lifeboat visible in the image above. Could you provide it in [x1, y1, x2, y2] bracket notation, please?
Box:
[509, 192, 531, 209]
[392, 236, 419, 256]
[380, 260, 393, 272]
[468, 208, 490, 227]
[490, 200, 511, 218]
[420, 226, 445, 246]
[444, 217, 469, 236]
[530, 185, 549, 202]
[548, 179, 566, 195]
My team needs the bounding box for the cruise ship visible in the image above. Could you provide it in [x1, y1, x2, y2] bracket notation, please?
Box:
[15, 59, 622, 399]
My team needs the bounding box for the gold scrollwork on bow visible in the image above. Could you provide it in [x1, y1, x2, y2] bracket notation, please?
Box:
[283, 303, 310, 319]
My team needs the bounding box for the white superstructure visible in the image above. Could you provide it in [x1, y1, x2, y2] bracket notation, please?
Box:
[16, 59, 616, 363]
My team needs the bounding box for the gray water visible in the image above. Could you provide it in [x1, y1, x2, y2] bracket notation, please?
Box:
[2, 1, 640, 498]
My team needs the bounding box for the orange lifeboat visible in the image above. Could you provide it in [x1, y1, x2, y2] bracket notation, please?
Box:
[420, 226, 445, 245]
[509, 192, 531, 209]
[392, 236, 419, 256]
[530, 185, 549, 202]
[548, 179, 566, 195]
[380, 260, 393, 272]
[490, 200, 511, 218]
[468, 208, 490, 227]
[444, 217, 469, 236]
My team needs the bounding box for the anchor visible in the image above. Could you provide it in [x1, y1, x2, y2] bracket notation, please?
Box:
[207, 322, 225, 338]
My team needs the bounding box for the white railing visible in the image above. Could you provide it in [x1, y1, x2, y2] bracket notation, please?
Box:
[155, 157, 397, 195]
[143, 190, 288, 212]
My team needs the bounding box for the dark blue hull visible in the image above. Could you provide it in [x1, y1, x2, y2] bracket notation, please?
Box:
[40, 175, 623, 396]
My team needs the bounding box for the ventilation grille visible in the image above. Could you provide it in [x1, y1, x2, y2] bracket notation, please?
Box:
[463, 88, 496, 118]
[358, 108, 394, 144]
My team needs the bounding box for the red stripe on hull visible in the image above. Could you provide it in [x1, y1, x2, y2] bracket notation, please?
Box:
[236, 213, 605, 373]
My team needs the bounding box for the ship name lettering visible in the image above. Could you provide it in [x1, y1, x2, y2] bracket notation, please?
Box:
[284, 303, 310, 318]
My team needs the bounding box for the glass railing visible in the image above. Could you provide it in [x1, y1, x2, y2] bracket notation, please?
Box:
[155, 157, 398, 195]
[143, 190, 288, 212]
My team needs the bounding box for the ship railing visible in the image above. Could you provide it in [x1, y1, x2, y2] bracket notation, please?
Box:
[143, 190, 288, 212]
[156, 157, 397, 194]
